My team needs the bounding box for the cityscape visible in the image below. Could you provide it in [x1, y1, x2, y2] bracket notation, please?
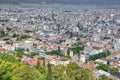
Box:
[0, 1, 120, 80]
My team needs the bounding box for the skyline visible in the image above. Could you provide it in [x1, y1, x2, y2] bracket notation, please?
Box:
[1, 0, 120, 5]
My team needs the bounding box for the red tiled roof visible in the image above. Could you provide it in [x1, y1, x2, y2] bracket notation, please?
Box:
[0, 47, 9, 53]
[22, 56, 51, 66]
[82, 61, 97, 72]
[39, 59, 50, 65]
[113, 52, 120, 55]
[79, 41, 88, 44]
[92, 47, 102, 50]
[114, 36, 120, 39]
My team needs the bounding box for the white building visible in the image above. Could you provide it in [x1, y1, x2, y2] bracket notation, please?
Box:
[80, 54, 86, 63]
[95, 59, 107, 64]
[96, 70, 110, 77]
[113, 36, 120, 52]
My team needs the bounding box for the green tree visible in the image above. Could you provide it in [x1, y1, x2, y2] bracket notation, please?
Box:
[47, 64, 70, 80]
[46, 63, 52, 80]
[0, 60, 15, 80]
[0, 54, 19, 63]
[12, 33, 19, 38]
[52, 65, 70, 80]
[12, 65, 42, 80]
[75, 68, 93, 80]
[47, 50, 60, 55]
[37, 65, 47, 80]
[70, 45, 84, 61]
[20, 35, 31, 39]
[28, 52, 39, 58]
[6, 27, 12, 31]
[0, 58, 44, 80]
[66, 62, 94, 80]
[99, 75, 109, 80]
[0, 31, 5, 38]
[14, 49, 25, 58]
[89, 52, 110, 61]
[66, 62, 79, 80]
[96, 63, 109, 72]
[97, 63, 119, 74]
[109, 67, 118, 74]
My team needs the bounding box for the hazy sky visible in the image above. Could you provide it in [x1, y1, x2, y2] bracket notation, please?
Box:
[1, 0, 120, 5]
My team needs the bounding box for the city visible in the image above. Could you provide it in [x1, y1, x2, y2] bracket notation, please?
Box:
[0, 3, 120, 80]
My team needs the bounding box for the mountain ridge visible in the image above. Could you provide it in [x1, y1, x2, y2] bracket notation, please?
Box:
[0, 0, 120, 5]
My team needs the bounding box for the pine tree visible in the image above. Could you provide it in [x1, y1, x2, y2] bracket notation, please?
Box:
[46, 63, 52, 80]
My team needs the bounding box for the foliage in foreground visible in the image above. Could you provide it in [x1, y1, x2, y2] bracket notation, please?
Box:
[0, 54, 94, 80]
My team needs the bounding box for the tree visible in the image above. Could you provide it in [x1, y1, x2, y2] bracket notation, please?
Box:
[0, 54, 18, 63]
[6, 41, 13, 45]
[0, 31, 6, 38]
[47, 64, 70, 80]
[66, 62, 79, 79]
[70, 45, 84, 61]
[20, 35, 31, 39]
[89, 52, 110, 61]
[0, 60, 15, 80]
[12, 65, 42, 80]
[46, 63, 52, 80]
[37, 65, 47, 80]
[0, 54, 94, 80]
[12, 33, 19, 38]
[46, 50, 60, 56]
[109, 67, 118, 74]
[75, 68, 94, 80]
[96, 63, 118, 73]
[0, 56, 44, 80]
[28, 52, 39, 58]
[6, 27, 12, 31]
[66, 62, 94, 80]
[3, 38, 10, 41]
[96, 63, 109, 72]
[14, 49, 25, 58]
[99, 75, 109, 80]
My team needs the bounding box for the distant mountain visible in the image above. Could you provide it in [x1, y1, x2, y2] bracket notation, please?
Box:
[0, 0, 120, 5]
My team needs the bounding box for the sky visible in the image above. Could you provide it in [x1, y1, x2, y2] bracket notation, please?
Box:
[0, 0, 120, 5]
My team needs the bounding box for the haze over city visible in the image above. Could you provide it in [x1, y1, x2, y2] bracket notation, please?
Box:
[1, 0, 120, 5]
